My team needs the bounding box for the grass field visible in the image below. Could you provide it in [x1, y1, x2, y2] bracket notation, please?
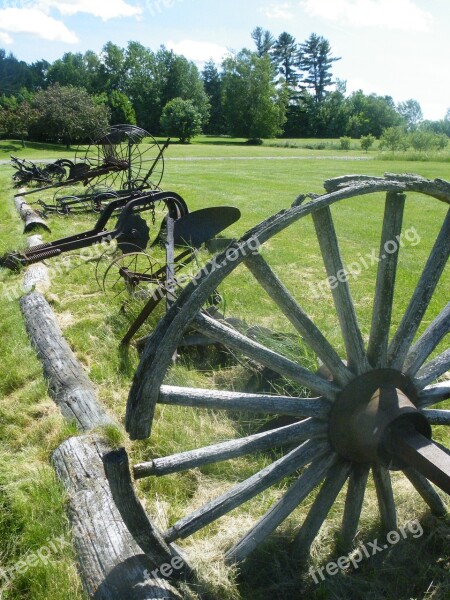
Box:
[0, 138, 449, 600]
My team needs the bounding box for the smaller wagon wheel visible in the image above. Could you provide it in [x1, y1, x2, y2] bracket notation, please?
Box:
[75, 125, 165, 192]
[123, 174, 450, 566]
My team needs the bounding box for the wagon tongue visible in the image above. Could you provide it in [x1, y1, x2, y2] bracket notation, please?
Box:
[173, 206, 241, 248]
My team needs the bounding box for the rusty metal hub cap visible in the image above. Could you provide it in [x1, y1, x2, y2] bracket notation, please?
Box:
[329, 369, 431, 468]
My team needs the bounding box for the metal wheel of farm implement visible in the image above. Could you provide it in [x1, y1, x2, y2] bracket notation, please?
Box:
[94, 194, 189, 294]
[100, 251, 163, 298]
[76, 124, 165, 192]
[125, 174, 450, 565]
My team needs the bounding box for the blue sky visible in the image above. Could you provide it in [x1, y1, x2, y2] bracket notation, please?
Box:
[0, 0, 449, 120]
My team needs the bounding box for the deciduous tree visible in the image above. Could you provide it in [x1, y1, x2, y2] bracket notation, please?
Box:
[222, 50, 287, 141]
[29, 84, 110, 147]
[160, 97, 202, 143]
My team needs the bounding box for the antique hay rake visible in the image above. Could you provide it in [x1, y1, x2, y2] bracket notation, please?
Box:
[14, 125, 167, 204]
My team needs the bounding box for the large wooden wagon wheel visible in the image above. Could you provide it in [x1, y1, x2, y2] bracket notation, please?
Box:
[123, 174, 450, 565]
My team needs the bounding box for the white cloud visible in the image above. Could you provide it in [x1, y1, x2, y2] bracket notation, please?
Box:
[0, 31, 13, 44]
[167, 40, 230, 65]
[264, 2, 295, 19]
[301, 0, 433, 31]
[0, 8, 78, 43]
[39, 0, 143, 21]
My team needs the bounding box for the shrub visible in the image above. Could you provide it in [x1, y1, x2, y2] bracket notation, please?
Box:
[360, 134, 375, 152]
[339, 136, 351, 150]
[160, 98, 202, 143]
[379, 126, 409, 151]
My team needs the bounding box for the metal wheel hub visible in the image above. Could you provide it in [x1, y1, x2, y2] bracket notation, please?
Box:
[329, 369, 431, 468]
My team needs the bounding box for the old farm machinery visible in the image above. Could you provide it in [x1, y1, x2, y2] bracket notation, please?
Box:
[111, 174, 450, 569]
[2, 185, 241, 325]
[14, 125, 168, 215]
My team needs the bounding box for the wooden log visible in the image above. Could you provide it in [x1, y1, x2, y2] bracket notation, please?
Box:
[53, 436, 182, 600]
[22, 234, 50, 293]
[133, 418, 328, 478]
[20, 291, 113, 430]
[164, 439, 330, 543]
[158, 385, 332, 419]
[14, 195, 50, 233]
[225, 452, 338, 564]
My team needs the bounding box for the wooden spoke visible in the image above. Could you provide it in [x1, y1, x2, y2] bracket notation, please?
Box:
[388, 208, 450, 370]
[225, 453, 338, 564]
[421, 409, 450, 425]
[244, 252, 352, 387]
[414, 349, 450, 389]
[418, 382, 450, 408]
[312, 206, 369, 375]
[403, 468, 447, 516]
[372, 465, 397, 531]
[163, 439, 330, 543]
[341, 463, 370, 550]
[158, 385, 332, 419]
[291, 460, 351, 560]
[192, 312, 340, 400]
[133, 418, 328, 478]
[404, 302, 450, 376]
[367, 192, 406, 368]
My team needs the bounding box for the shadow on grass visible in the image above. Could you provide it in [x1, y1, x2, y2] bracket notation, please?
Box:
[169, 135, 250, 147]
[0, 139, 76, 155]
[234, 513, 450, 600]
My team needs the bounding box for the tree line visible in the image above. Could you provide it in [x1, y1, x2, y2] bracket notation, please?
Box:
[1, 28, 449, 145]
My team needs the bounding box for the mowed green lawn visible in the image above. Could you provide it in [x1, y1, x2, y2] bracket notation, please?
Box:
[0, 139, 449, 600]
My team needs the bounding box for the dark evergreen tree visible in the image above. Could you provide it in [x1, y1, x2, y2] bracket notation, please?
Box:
[0, 50, 34, 93]
[201, 60, 224, 134]
[251, 27, 275, 57]
[298, 34, 340, 103]
[272, 32, 299, 90]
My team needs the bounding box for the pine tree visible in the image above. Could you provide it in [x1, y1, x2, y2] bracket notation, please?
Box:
[202, 60, 224, 134]
[251, 27, 275, 57]
[272, 32, 300, 90]
[298, 34, 340, 103]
